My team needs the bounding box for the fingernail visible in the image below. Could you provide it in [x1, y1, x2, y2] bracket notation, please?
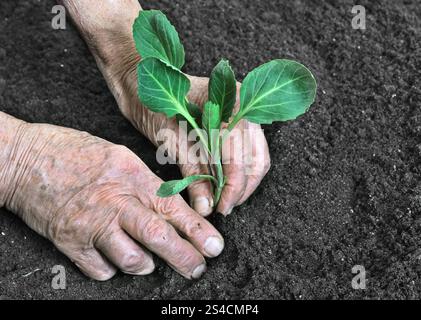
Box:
[192, 264, 207, 280]
[193, 197, 213, 216]
[209, 197, 214, 208]
[204, 236, 224, 257]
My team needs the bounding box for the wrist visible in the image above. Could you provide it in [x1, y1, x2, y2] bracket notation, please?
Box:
[60, 0, 143, 121]
[60, 0, 142, 70]
[0, 112, 29, 208]
[0, 115, 68, 236]
[58, 0, 141, 34]
[0, 114, 56, 218]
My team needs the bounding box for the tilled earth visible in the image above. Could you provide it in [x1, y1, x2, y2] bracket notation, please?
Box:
[0, 0, 421, 299]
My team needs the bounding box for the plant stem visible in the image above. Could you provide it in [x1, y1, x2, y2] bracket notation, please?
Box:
[221, 111, 243, 142]
[212, 131, 226, 205]
[212, 112, 247, 205]
[184, 106, 233, 207]
[228, 111, 244, 131]
[184, 110, 224, 205]
[213, 158, 224, 204]
[183, 112, 211, 154]
[195, 174, 219, 185]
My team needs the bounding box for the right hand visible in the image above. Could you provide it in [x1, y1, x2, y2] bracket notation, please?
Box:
[58, 0, 271, 217]
[1, 119, 224, 280]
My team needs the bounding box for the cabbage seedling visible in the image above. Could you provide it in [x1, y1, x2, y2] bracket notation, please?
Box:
[133, 10, 317, 207]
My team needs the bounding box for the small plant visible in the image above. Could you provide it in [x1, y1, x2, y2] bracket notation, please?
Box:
[133, 10, 317, 207]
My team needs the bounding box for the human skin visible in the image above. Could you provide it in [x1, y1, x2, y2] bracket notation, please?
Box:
[0, 111, 224, 280]
[0, 0, 271, 282]
[58, 0, 271, 216]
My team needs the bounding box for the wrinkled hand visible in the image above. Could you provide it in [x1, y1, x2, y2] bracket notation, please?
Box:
[182, 76, 271, 216]
[0, 117, 224, 280]
[130, 76, 271, 216]
[61, 0, 271, 216]
[95, 48, 271, 217]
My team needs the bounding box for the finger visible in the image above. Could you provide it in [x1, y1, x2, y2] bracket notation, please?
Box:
[70, 248, 117, 281]
[179, 162, 214, 217]
[155, 114, 214, 216]
[133, 169, 224, 258]
[153, 195, 224, 258]
[184, 76, 215, 215]
[216, 124, 248, 215]
[95, 228, 155, 276]
[238, 123, 271, 204]
[178, 124, 213, 216]
[186, 75, 209, 106]
[119, 199, 207, 280]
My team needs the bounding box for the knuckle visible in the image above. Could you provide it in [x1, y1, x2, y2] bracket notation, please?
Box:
[120, 252, 145, 271]
[188, 179, 209, 193]
[70, 214, 91, 231]
[155, 195, 179, 216]
[180, 163, 201, 177]
[49, 210, 92, 245]
[183, 216, 206, 239]
[108, 145, 142, 175]
[142, 216, 171, 247]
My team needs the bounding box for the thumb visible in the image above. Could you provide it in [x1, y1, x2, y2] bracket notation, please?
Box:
[179, 162, 214, 216]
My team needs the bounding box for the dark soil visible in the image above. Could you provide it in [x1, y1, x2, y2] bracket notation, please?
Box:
[1, 0, 421, 300]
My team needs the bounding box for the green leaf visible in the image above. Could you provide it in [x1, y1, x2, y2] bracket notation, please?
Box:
[157, 175, 217, 197]
[209, 59, 237, 122]
[176, 102, 202, 133]
[137, 58, 190, 118]
[179, 102, 202, 123]
[202, 102, 221, 155]
[202, 102, 221, 132]
[133, 10, 185, 69]
[237, 59, 317, 124]
[137, 59, 210, 152]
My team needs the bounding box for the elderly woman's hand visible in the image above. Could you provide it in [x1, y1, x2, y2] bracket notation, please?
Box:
[59, 0, 271, 216]
[0, 112, 224, 280]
